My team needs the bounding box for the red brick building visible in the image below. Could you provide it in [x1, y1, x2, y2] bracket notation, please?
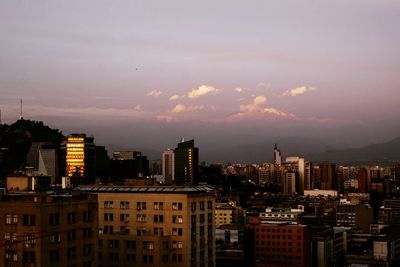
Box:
[244, 217, 311, 267]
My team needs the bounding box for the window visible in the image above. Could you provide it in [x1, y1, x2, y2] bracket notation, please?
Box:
[172, 202, 183, 210]
[126, 253, 136, 262]
[191, 202, 197, 212]
[172, 228, 183, 236]
[5, 214, 12, 224]
[120, 226, 129, 234]
[109, 252, 119, 262]
[143, 255, 153, 264]
[137, 227, 146, 236]
[154, 227, 164, 236]
[153, 202, 164, 210]
[104, 213, 114, 221]
[200, 201, 205, 210]
[23, 214, 36, 226]
[12, 215, 18, 224]
[104, 201, 114, 209]
[67, 247, 76, 260]
[109, 240, 119, 248]
[50, 250, 60, 262]
[208, 213, 213, 223]
[67, 230, 77, 241]
[173, 215, 183, 223]
[49, 233, 61, 243]
[143, 241, 154, 250]
[172, 241, 183, 249]
[82, 228, 92, 239]
[200, 214, 205, 223]
[22, 252, 35, 263]
[50, 213, 60, 225]
[120, 214, 129, 222]
[120, 201, 130, 209]
[154, 215, 164, 223]
[83, 211, 92, 222]
[67, 212, 77, 224]
[103, 225, 113, 234]
[126, 240, 136, 249]
[137, 214, 146, 222]
[208, 201, 213, 210]
[137, 202, 146, 210]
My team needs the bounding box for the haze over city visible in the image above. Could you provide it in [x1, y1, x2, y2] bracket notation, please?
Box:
[1, 0, 400, 162]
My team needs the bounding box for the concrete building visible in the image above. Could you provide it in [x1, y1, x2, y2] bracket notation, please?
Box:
[244, 217, 311, 267]
[60, 134, 96, 183]
[174, 139, 199, 185]
[38, 148, 58, 184]
[0, 191, 98, 267]
[79, 185, 216, 267]
[283, 156, 311, 195]
[162, 149, 175, 184]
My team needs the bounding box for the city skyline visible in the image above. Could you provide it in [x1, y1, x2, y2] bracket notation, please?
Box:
[1, 0, 400, 158]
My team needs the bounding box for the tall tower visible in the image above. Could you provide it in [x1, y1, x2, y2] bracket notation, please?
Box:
[174, 139, 199, 185]
[274, 144, 282, 165]
[162, 149, 175, 184]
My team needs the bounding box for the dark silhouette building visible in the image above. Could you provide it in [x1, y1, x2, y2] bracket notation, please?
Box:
[174, 139, 199, 185]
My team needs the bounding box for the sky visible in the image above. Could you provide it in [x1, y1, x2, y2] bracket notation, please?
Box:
[1, 0, 400, 162]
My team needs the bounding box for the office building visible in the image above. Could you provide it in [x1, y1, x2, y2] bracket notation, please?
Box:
[162, 149, 175, 184]
[79, 184, 216, 267]
[174, 139, 199, 185]
[61, 134, 96, 183]
[319, 162, 337, 190]
[38, 148, 59, 184]
[283, 156, 311, 195]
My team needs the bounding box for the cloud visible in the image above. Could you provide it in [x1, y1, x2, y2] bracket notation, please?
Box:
[171, 104, 187, 113]
[169, 95, 184, 101]
[261, 108, 293, 117]
[187, 85, 220, 99]
[282, 86, 317, 97]
[239, 95, 267, 113]
[156, 115, 177, 122]
[132, 105, 142, 112]
[147, 90, 162, 97]
[170, 104, 205, 113]
[234, 87, 243, 93]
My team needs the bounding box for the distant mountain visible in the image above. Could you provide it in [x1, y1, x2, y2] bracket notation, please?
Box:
[308, 136, 400, 164]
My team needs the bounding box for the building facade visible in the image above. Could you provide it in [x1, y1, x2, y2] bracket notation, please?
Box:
[79, 185, 216, 267]
[0, 191, 98, 267]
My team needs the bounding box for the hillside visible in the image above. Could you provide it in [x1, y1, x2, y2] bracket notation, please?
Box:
[0, 119, 64, 175]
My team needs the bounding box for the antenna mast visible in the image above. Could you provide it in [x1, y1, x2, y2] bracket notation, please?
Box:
[0, 108, 2, 125]
[20, 98, 23, 120]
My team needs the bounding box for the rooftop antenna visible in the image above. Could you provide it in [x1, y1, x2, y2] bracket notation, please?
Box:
[19, 98, 23, 120]
[0, 108, 2, 125]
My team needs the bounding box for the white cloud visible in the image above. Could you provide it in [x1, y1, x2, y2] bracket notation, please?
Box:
[282, 86, 317, 97]
[187, 85, 220, 99]
[170, 104, 205, 113]
[261, 108, 292, 117]
[239, 95, 267, 113]
[147, 90, 162, 97]
[169, 95, 183, 101]
[234, 87, 243, 93]
[132, 104, 142, 112]
[171, 104, 187, 113]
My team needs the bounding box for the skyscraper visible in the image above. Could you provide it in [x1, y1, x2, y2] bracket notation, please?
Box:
[283, 156, 311, 195]
[174, 139, 199, 185]
[162, 149, 175, 184]
[61, 134, 96, 183]
[274, 144, 282, 166]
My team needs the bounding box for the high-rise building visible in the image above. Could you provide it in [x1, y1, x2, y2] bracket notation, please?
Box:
[0, 191, 98, 267]
[320, 162, 337, 190]
[79, 185, 216, 267]
[283, 156, 311, 195]
[111, 151, 149, 182]
[274, 144, 282, 166]
[174, 139, 199, 185]
[162, 149, 175, 184]
[61, 134, 96, 183]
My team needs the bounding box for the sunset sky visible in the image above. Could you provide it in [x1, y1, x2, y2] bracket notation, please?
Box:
[1, 0, 399, 160]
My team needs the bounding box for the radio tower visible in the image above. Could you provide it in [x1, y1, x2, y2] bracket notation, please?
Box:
[19, 98, 23, 120]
